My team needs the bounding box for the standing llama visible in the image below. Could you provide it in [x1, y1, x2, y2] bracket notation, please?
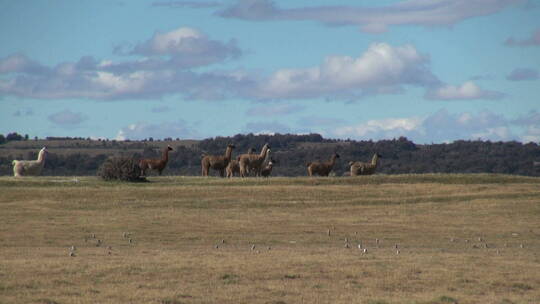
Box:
[139, 145, 173, 177]
[201, 144, 235, 177]
[12, 147, 48, 177]
[226, 148, 255, 178]
[349, 153, 382, 176]
[307, 153, 340, 177]
[239, 143, 271, 177]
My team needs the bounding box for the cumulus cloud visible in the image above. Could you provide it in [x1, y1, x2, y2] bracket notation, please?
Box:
[116, 120, 199, 140]
[130, 27, 241, 67]
[425, 81, 504, 100]
[0, 26, 248, 100]
[331, 109, 515, 143]
[506, 68, 539, 81]
[0, 53, 50, 75]
[504, 28, 540, 47]
[254, 43, 439, 100]
[0, 40, 501, 102]
[152, 1, 222, 8]
[218, 0, 523, 33]
[48, 110, 88, 126]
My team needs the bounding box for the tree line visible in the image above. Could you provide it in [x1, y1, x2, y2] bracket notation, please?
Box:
[1, 133, 539, 176]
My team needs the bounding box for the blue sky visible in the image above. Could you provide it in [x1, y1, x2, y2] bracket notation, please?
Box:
[1, 0, 539, 143]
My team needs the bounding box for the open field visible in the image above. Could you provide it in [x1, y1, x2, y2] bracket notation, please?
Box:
[1, 174, 539, 304]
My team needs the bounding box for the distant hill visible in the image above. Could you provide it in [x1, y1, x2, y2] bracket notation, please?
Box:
[1, 133, 539, 177]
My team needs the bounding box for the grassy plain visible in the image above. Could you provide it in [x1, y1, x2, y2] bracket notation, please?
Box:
[1, 174, 539, 304]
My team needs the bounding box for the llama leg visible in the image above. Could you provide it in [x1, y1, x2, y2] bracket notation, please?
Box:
[239, 163, 246, 178]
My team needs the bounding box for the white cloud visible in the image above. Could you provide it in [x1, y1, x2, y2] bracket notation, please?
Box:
[330, 109, 515, 143]
[244, 121, 292, 134]
[425, 81, 504, 100]
[130, 27, 241, 68]
[255, 43, 438, 100]
[334, 117, 423, 138]
[521, 126, 540, 143]
[219, 0, 523, 33]
[116, 120, 199, 140]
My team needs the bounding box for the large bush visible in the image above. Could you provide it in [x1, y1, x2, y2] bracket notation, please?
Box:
[97, 157, 146, 182]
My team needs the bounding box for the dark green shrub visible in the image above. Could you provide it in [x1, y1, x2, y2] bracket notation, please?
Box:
[97, 157, 146, 182]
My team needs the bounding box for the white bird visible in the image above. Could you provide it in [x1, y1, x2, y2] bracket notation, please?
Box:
[357, 243, 362, 249]
[363, 248, 368, 254]
[520, 244, 524, 248]
[70, 246, 76, 251]
[251, 245, 255, 251]
[396, 250, 400, 255]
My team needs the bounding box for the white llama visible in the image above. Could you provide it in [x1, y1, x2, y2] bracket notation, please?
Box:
[12, 147, 48, 177]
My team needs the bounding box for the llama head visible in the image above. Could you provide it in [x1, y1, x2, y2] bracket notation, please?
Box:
[227, 144, 236, 149]
[166, 145, 173, 151]
[348, 161, 354, 166]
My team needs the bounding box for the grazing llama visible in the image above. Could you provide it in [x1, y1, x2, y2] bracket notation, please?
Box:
[139, 145, 173, 176]
[12, 147, 48, 177]
[349, 153, 382, 176]
[260, 158, 274, 178]
[226, 148, 255, 178]
[307, 153, 340, 177]
[239, 143, 271, 177]
[201, 144, 235, 177]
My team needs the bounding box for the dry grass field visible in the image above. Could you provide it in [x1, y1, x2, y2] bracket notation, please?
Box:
[1, 174, 539, 304]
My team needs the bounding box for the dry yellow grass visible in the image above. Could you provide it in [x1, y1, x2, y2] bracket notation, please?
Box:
[1, 174, 539, 304]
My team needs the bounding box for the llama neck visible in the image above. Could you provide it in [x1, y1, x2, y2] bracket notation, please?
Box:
[259, 145, 268, 158]
[260, 146, 270, 160]
[37, 150, 46, 163]
[371, 155, 379, 166]
[224, 147, 233, 160]
[162, 148, 170, 162]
